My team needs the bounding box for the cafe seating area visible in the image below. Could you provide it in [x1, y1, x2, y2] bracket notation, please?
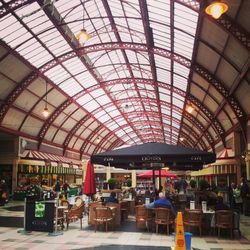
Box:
[49, 191, 243, 241]
[1, 196, 250, 250]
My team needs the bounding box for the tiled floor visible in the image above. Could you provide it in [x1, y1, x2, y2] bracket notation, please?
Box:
[1, 201, 250, 250]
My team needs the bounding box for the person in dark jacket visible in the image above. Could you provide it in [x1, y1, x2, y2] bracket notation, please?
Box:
[240, 177, 250, 215]
[106, 191, 118, 203]
[215, 196, 230, 211]
[144, 192, 176, 216]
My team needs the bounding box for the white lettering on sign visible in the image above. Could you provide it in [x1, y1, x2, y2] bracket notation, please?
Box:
[104, 157, 114, 162]
[190, 156, 202, 161]
[141, 156, 162, 161]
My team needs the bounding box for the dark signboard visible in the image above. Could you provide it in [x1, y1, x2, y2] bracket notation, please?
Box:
[25, 200, 55, 233]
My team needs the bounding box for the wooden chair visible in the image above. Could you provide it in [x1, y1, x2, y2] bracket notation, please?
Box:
[135, 205, 154, 232]
[154, 207, 175, 235]
[65, 201, 84, 230]
[56, 207, 65, 230]
[120, 201, 129, 222]
[183, 209, 203, 236]
[93, 206, 114, 232]
[215, 210, 234, 238]
[60, 200, 70, 210]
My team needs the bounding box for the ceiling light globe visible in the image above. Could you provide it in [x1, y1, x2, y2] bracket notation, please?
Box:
[205, 1, 228, 19]
[186, 106, 194, 114]
[76, 29, 90, 45]
[42, 107, 50, 118]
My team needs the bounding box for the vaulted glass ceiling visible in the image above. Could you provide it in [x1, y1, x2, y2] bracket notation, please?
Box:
[0, 0, 199, 146]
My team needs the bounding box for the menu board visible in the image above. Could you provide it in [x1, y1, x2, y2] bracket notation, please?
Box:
[25, 200, 55, 233]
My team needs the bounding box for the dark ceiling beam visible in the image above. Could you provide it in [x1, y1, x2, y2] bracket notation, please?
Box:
[0, 0, 36, 19]
[80, 125, 102, 158]
[37, 99, 72, 149]
[194, 63, 247, 141]
[101, 0, 147, 143]
[188, 94, 226, 147]
[139, 0, 165, 143]
[73, 78, 186, 105]
[181, 123, 206, 150]
[214, 14, 250, 50]
[39, 42, 191, 72]
[169, 0, 175, 147]
[39, 43, 244, 117]
[183, 112, 215, 151]
[179, 129, 202, 150]
[93, 130, 118, 154]
[107, 138, 123, 152]
[36, 0, 129, 149]
[62, 114, 89, 155]
[0, 73, 39, 123]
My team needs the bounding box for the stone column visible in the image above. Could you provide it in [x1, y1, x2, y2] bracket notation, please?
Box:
[131, 170, 136, 188]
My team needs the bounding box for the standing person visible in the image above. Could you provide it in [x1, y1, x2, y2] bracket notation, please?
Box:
[63, 180, 70, 199]
[54, 180, 61, 198]
[0, 180, 8, 206]
[240, 177, 250, 215]
[233, 184, 243, 213]
[228, 182, 235, 209]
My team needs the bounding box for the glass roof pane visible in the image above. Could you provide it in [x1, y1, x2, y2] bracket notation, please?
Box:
[60, 79, 83, 96]
[0, 0, 201, 146]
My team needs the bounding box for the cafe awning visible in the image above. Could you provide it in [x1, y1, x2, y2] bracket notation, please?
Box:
[20, 150, 82, 168]
[91, 142, 216, 170]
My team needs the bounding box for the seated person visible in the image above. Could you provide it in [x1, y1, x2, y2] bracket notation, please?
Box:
[106, 191, 118, 203]
[205, 190, 218, 206]
[215, 196, 230, 210]
[144, 192, 176, 216]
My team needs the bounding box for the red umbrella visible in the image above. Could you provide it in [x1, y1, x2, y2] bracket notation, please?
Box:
[137, 169, 177, 178]
[83, 160, 96, 196]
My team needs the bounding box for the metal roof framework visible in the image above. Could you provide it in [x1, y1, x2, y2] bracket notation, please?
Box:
[0, 0, 249, 159]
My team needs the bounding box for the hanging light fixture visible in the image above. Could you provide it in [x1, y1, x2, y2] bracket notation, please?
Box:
[186, 105, 194, 114]
[76, 0, 90, 45]
[42, 81, 50, 118]
[205, 0, 229, 19]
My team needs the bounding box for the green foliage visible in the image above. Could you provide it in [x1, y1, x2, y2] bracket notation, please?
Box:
[108, 178, 116, 189]
[108, 178, 116, 185]
[126, 178, 132, 187]
[190, 179, 196, 189]
[198, 179, 209, 191]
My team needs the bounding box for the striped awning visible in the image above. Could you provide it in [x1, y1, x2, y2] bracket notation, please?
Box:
[217, 148, 234, 159]
[20, 150, 82, 168]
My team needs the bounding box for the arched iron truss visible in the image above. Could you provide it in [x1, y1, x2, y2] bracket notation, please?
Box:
[0, 0, 248, 156]
[80, 124, 103, 158]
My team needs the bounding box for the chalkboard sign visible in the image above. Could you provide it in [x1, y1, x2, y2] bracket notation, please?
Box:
[25, 200, 55, 233]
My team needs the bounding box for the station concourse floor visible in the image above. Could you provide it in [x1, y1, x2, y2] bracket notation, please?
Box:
[1, 201, 250, 250]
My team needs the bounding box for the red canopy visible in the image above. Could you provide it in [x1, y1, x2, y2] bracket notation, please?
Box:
[137, 169, 177, 178]
[83, 160, 96, 196]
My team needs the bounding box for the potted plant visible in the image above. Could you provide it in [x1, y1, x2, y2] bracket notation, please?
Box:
[126, 178, 132, 187]
[108, 178, 116, 190]
[198, 179, 209, 191]
[190, 179, 196, 189]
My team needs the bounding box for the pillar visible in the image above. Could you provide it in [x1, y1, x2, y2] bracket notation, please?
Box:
[246, 152, 250, 181]
[12, 158, 19, 194]
[131, 170, 136, 188]
[106, 165, 111, 181]
[82, 159, 88, 182]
